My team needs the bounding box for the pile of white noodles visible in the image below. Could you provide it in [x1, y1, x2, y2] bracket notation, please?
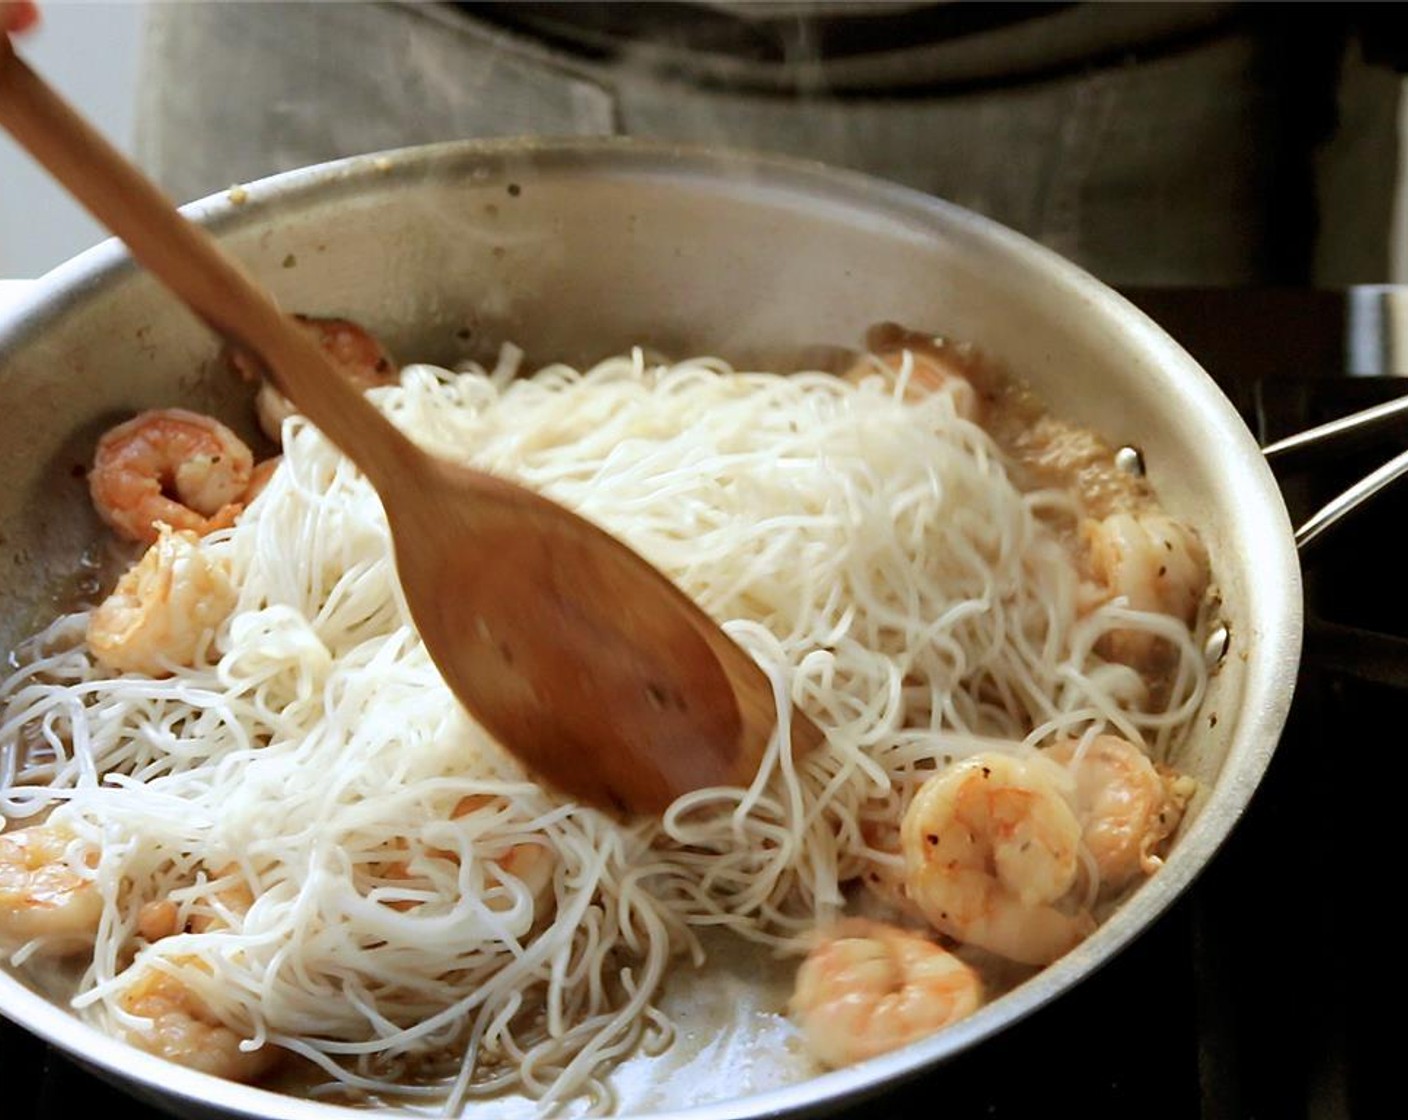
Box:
[0, 347, 1207, 1112]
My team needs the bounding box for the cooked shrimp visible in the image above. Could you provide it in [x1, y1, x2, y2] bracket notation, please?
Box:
[89, 408, 254, 544]
[137, 898, 181, 942]
[137, 864, 255, 940]
[856, 814, 922, 919]
[87, 523, 237, 676]
[378, 794, 555, 919]
[1081, 510, 1209, 666]
[0, 824, 102, 954]
[118, 963, 279, 1083]
[842, 344, 982, 421]
[859, 856, 915, 919]
[1044, 735, 1196, 895]
[234, 315, 397, 444]
[489, 839, 555, 911]
[243, 457, 281, 504]
[451, 795, 556, 914]
[900, 753, 1094, 966]
[790, 918, 982, 1068]
[189, 867, 256, 933]
[298, 315, 396, 382]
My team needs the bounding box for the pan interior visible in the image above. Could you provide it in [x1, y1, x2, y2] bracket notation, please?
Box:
[0, 139, 1300, 1119]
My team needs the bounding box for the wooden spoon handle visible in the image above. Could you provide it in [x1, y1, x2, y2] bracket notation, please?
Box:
[0, 36, 417, 489]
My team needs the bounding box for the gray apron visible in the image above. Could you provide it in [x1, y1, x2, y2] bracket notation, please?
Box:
[134, 2, 1399, 286]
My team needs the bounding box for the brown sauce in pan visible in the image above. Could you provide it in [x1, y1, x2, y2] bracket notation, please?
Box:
[867, 322, 1156, 519]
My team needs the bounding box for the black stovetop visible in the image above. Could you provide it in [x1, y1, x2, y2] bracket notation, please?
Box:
[3, 287, 1398, 1119]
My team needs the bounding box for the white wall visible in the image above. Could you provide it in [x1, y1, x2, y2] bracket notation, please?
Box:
[0, 1, 145, 278]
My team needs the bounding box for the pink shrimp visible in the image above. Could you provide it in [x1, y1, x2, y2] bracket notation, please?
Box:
[900, 753, 1095, 966]
[86, 523, 237, 676]
[842, 344, 983, 422]
[242, 457, 281, 504]
[377, 795, 555, 921]
[118, 963, 280, 1083]
[0, 823, 102, 955]
[1080, 509, 1209, 668]
[1044, 735, 1196, 896]
[791, 918, 982, 1068]
[229, 315, 398, 444]
[89, 408, 253, 544]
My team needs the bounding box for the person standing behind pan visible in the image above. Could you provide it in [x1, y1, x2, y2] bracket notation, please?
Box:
[134, 2, 1404, 288]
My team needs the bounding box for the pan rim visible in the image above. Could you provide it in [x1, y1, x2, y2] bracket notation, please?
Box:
[0, 135, 1302, 1119]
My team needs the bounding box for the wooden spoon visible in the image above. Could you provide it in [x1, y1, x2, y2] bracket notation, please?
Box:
[0, 37, 821, 814]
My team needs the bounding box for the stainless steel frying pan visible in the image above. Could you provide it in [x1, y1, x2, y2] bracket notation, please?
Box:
[0, 139, 1304, 1119]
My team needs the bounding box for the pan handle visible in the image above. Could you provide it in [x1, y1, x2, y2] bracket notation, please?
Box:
[1288, 444, 1408, 553]
[1260, 387, 1408, 554]
[1262, 390, 1408, 468]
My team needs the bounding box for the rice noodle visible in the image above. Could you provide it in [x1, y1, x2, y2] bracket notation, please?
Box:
[0, 347, 1207, 1111]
